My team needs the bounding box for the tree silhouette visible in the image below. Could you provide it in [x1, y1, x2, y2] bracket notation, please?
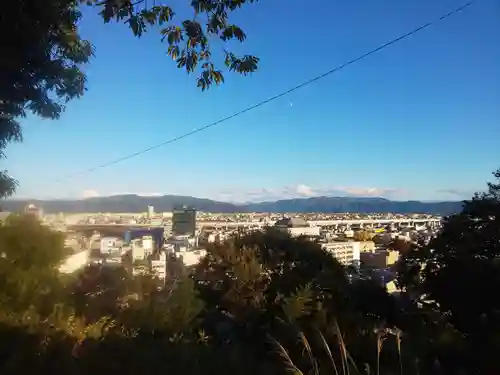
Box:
[0, 214, 68, 317]
[389, 237, 413, 255]
[1, 0, 92, 196]
[0, 172, 17, 199]
[399, 168, 500, 374]
[193, 229, 402, 374]
[69, 264, 130, 323]
[195, 229, 349, 320]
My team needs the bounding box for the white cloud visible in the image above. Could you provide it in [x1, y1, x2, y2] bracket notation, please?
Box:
[339, 187, 400, 197]
[215, 184, 405, 203]
[82, 189, 100, 199]
[295, 184, 315, 197]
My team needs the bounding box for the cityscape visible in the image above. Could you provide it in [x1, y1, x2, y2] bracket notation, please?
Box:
[10, 202, 443, 294]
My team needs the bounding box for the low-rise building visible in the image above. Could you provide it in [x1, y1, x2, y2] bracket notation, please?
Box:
[321, 241, 361, 265]
[100, 236, 120, 254]
[360, 250, 399, 269]
[174, 249, 207, 267]
[166, 234, 197, 251]
[274, 217, 320, 237]
[359, 241, 376, 253]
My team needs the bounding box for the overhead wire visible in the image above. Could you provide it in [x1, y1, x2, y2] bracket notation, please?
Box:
[51, 0, 476, 185]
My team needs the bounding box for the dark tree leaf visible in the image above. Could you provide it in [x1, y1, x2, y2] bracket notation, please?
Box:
[90, 0, 260, 90]
[1, 0, 93, 196]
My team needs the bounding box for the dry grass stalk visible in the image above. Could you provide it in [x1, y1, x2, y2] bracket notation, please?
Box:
[298, 330, 319, 375]
[316, 329, 340, 375]
[267, 334, 304, 375]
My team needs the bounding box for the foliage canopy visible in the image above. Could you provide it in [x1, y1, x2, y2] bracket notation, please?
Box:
[398, 168, 500, 374]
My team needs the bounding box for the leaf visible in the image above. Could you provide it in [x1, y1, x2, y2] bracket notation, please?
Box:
[162, 26, 182, 45]
[221, 25, 246, 42]
[99, 3, 116, 23]
[159, 6, 174, 24]
[140, 10, 157, 25]
[128, 15, 145, 37]
[176, 55, 187, 68]
[185, 52, 199, 73]
[116, 5, 131, 21]
[167, 45, 180, 60]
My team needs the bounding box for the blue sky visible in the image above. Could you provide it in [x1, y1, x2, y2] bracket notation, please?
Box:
[4, 0, 500, 202]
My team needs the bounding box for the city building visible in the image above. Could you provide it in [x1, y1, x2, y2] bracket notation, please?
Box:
[321, 241, 361, 265]
[151, 252, 167, 280]
[132, 243, 146, 261]
[274, 217, 320, 237]
[142, 235, 154, 257]
[371, 268, 399, 294]
[344, 229, 354, 238]
[125, 227, 164, 249]
[150, 218, 162, 226]
[100, 236, 120, 254]
[173, 248, 207, 267]
[24, 204, 43, 219]
[147, 205, 154, 218]
[359, 241, 376, 253]
[166, 234, 197, 252]
[172, 206, 197, 236]
[360, 250, 399, 269]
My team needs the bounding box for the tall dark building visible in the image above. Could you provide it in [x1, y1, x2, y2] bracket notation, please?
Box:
[172, 206, 196, 236]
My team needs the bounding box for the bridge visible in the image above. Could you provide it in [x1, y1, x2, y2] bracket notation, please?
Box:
[68, 218, 441, 232]
[198, 218, 440, 228]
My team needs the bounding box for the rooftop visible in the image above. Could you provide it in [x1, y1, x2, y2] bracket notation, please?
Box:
[274, 217, 309, 228]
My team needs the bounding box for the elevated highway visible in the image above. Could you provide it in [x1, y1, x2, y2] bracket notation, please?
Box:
[68, 218, 441, 233]
[198, 218, 440, 228]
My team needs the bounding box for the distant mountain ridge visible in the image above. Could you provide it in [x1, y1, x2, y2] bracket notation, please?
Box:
[1, 194, 463, 215]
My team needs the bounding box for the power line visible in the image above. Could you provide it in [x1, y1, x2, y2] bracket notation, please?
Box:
[53, 0, 476, 184]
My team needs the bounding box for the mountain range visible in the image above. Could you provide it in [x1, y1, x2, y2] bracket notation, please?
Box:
[0, 195, 463, 215]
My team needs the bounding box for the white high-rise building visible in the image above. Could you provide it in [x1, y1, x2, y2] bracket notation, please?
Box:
[142, 236, 153, 256]
[147, 205, 155, 218]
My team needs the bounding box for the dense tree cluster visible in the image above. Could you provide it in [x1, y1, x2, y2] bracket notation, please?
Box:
[0, 169, 499, 374]
[397, 168, 500, 374]
[353, 230, 374, 242]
